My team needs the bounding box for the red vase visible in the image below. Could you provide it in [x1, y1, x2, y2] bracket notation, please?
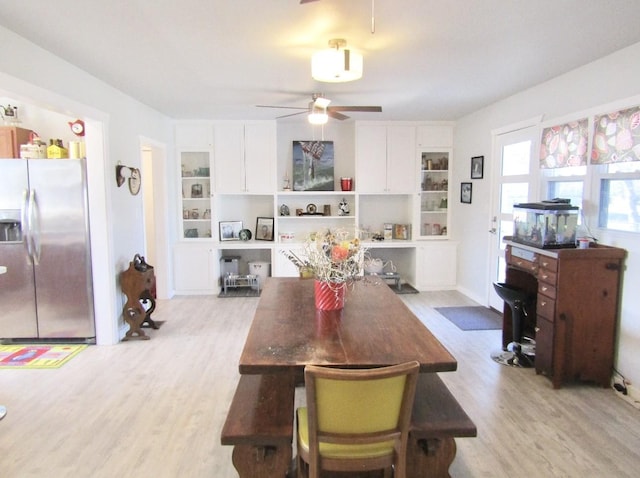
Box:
[314, 280, 345, 311]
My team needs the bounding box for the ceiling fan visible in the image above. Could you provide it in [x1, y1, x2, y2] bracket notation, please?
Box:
[256, 93, 382, 121]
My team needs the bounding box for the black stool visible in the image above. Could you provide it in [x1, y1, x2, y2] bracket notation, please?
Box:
[491, 282, 535, 367]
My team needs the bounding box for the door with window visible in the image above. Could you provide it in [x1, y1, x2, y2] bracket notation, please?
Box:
[488, 126, 538, 310]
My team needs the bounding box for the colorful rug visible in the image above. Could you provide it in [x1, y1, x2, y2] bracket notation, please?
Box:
[0, 344, 87, 369]
[435, 306, 502, 331]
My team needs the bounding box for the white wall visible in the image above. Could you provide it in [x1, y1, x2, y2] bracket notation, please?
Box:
[0, 26, 173, 344]
[453, 41, 640, 389]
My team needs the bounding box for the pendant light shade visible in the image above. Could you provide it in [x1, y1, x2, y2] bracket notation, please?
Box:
[312, 39, 363, 83]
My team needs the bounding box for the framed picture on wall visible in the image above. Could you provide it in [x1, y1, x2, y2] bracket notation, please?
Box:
[461, 182, 472, 204]
[292, 140, 334, 191]
[471, 156, 484, 179]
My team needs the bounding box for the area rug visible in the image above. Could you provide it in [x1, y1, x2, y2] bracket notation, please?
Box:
[0, 344, 87, 369]
[435, 306, 502, 331]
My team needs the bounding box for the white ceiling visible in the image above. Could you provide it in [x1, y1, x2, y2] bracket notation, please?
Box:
[1, 0, 640, 122]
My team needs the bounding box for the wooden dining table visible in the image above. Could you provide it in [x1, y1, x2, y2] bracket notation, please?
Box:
[239, 276, 457, 376]
[224, 276, 469, 478]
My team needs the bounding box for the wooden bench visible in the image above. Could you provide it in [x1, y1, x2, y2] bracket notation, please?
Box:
[220, 374, 295, 478]
[407, 373, 477, 478]
[221, 372, 475, 478]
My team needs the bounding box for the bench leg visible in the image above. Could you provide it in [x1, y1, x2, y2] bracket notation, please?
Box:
[231, 443, 292, 478]
[406, 436, 456, 478]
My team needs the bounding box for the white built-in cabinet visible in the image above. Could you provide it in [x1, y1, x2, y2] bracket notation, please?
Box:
[355, 124, 416, 193]
[173, 243, 217, 294]
[171, 120, 456, 294]
[214, 122, 276, 193]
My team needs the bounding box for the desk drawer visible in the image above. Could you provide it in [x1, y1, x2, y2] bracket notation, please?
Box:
[537, 294, 556, 321]
[538, 268, 557, 285]
[507, 256, 538, 274]
[538, 282, 557, 300]
[538, 256, 558, 272]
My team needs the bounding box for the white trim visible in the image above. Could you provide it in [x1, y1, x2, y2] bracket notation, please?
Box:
[491, 115, 543, 137]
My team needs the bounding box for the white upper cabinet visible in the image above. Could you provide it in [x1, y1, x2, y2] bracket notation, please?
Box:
[355, 123, 416, 193]
[175, 122, 213, 150]
[214, 121, 276, 193]
[416, 123, 454, 148]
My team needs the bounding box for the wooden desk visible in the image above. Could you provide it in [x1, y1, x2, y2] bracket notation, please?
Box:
[239, 276, 457, 376]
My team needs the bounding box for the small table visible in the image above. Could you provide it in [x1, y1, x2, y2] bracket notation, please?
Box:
[223, 274, 260, 295]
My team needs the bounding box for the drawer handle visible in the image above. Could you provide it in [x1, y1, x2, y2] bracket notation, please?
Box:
[535, 327, 540, 332]
[541, 274, 548, 280]
[540, 301, 547, 306]
[541, 286, 548, 292]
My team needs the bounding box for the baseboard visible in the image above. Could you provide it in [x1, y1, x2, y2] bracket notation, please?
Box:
[612, 382, 640, 410]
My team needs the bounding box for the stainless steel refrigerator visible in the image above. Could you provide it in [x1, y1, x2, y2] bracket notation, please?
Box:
[0, 158, 95, 342]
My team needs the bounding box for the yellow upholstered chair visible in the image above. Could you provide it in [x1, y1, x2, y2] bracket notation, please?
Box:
[296, 361, 420, 478]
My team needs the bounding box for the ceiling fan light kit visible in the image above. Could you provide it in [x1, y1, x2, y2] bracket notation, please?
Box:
[312, 39, 363, 83]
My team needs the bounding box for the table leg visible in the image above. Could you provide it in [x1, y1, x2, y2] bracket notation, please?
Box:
[406, 436, 456, 478]
[231, 443, 292, 478]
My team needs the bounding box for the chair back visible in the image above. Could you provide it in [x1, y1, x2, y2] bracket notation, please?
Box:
[302, 361, 419, 477]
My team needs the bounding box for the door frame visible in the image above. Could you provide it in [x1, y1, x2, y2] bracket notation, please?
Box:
[487, 116, 542, 310]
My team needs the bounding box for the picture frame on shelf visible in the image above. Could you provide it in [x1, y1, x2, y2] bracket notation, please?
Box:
[219, 221, 242, 241]
[255, 217, 274, 241]
[471, 155, 484, 179]
[461, 182, 472, 204]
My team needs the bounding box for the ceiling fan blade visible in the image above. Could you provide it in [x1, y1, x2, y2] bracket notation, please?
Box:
[276, 111, 308, 119]
[328, 110, 350, 121]
[256, 105, 307, 110]
[328, 106, 383, 113]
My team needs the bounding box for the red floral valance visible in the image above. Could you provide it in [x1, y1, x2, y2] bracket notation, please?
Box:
[592, 105, 640, 164]
[539, 119, 589, 168]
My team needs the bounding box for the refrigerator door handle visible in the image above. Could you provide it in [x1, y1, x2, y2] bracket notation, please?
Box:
[28, 188, 41, 265]
[21, 188, 34, 261]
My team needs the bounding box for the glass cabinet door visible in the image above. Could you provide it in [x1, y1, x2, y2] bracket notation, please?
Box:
[180, 151, 212, 239]
[419, 151, 450, 238]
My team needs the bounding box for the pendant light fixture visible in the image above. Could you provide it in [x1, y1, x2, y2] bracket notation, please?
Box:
[311, 39, 363, 83]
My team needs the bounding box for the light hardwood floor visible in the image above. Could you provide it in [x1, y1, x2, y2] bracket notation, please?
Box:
[1, 288, 639, 477]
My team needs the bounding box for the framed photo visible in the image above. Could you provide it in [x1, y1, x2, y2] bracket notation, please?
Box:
[255, 217, 274, 241]
[471, 156, 484, 179]
[461, 182, 472, 204]
[292, 140, 334, 191]
[219, 221, 242, 241]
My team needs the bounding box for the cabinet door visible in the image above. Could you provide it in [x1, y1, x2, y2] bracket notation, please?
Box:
[534, 315, 554, 377]
[173, 243, 216, 293]
[180, 151, 213, 239]
[386, 126, 416, 193]
[415, 242, 457, 290]
[418, 150, 451, 238]
[214, 123, 245, 193]
[416, 124, 454, 148]
[355, 124, 387, 192]
[175, 123, 213, 150]
[244, 122, 276, 193]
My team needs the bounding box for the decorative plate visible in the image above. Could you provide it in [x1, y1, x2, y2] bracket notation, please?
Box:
[239, 229, 252, 241]
[280, 204, 290, 216]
